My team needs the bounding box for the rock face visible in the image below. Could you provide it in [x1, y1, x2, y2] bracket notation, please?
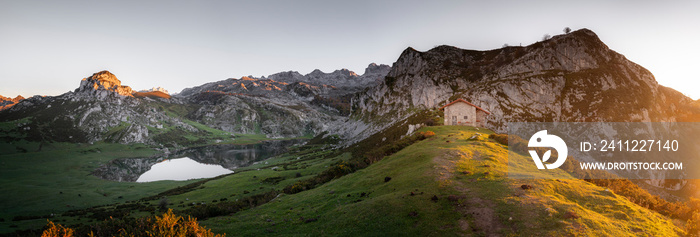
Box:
[76, 71, 135, 97]
[348, 29, 699, 142]
[0, 95, 24, 111]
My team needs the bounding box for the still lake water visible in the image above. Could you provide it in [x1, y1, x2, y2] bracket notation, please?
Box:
[93, 139, 306, 182]
[135, 158, 233, 182]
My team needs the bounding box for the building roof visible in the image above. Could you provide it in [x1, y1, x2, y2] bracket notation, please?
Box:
[440, 98, 491, 115]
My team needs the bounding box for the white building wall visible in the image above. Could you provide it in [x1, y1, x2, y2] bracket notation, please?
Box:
[444, 102, 477, 126]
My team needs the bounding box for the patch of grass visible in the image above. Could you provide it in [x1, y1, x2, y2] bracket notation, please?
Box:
[0, 143, 196, 233]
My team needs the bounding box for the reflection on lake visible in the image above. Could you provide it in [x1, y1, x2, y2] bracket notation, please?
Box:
[136, 158, 233, 182]
[94, 139, 306, 182]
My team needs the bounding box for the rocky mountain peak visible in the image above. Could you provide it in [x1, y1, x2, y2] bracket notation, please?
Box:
[364, 63, 391, 75]
[544, 28, 609, 52]
[0, 94, 24, 110]
[77, 70, 134, 97]
[86, 70, 120, 86]
[333, 68, 358, 77]
[268, 71, 304, 82]
[308, 69, 325, 76]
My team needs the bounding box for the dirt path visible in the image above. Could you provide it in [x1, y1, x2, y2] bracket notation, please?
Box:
[432, 148, 505, 237]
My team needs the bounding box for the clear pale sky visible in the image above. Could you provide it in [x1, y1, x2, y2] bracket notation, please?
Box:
[1, 0, 698, 99]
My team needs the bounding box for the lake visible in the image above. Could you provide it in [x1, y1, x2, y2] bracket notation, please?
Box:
[93, 139, 306, 182]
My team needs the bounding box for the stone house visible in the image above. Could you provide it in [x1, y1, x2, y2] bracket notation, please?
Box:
[440, 99, 490, 127]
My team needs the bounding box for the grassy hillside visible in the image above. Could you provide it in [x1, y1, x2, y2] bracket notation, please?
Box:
[200, 126, 682, 236]
[0, 143, 189, 232]
[0, 138, 338, 235]
[0, 134, 276, 234]
[5, 126, 685, 236]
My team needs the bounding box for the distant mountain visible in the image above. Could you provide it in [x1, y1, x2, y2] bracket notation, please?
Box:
[179, 63, 390, 99]
[174, 63, 389, 136]
[134, 87, 171, 99]
[0, 95, 24, 111]
[140, 87, 170, 94]
[266, 63, 390, 94]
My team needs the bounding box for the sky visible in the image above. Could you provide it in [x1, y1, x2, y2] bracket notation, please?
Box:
[1, 0, 698, 99]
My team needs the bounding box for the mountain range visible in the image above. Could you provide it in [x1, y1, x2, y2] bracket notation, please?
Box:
[1, 29, 698, 147]
[2, 28, 698, 147]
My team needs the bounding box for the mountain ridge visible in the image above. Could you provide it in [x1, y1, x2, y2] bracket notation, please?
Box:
[0, 63, 390, 145]
[1, 28, 698, 148]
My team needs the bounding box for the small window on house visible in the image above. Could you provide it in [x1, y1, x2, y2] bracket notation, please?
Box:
[464, 116, 468, 120]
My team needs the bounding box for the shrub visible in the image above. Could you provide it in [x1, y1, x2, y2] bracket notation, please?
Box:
[488, 134, 509, 146]
[417, 131, 435, 140]
[158, 197, 169, 211]
[542, 34, 551, 41]
[148, 209, 221, 237]
[284, 180, 312, 194]
[41, 209, 224, 237]
[326, 161, 353, 178]
[686, 211, 700, 236]
[262, 176, 285, 184]
[41, 221, 73, 237]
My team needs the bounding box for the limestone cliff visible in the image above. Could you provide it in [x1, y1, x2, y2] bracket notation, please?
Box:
[348, 29, 698, 143]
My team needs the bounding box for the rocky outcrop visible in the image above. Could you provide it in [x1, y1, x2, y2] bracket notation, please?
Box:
[76, 71, 134, 98]
[0, 95, 24, 111]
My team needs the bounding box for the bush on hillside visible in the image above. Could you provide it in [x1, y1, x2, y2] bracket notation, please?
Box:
[417, 131, 435, 139]
[41, 209, 224, 237]
[686, 211, 700, 236]
[41, 221, 73, 237]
